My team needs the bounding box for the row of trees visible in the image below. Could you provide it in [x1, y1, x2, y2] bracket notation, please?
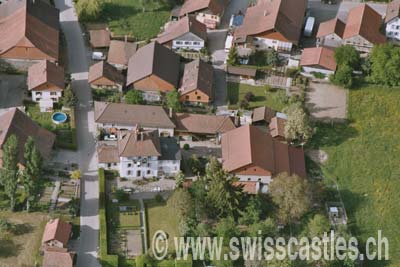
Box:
[0, 135, 43, 212]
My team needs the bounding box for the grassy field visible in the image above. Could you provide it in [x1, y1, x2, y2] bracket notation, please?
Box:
[99, 0, 176, 40]
[145, 199, 180, 253]
[0, 211, 48, 267]
[118, 200, 141, 229]
[227, 82, 289, 111]
[309, 85, 400, 266]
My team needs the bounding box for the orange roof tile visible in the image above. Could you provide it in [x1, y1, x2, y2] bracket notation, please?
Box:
[300, 47, 337, 71]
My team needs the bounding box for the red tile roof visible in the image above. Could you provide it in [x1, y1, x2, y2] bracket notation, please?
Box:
[43, 249, 74, 267]
[316, 18, 345, 38]
[300, 47, 337, 71]
[157, 16, 207, 44]
[269, 116, 286, 138]
[89, 29, 111, 48]
[88, 61, 125, 86]
[386, 0, 400, 23]
[107, 40, 138, 67]
[42, 219, 72, 247]
[27, 60, 65, 91]
[118, 130, 161, 158]
[221, 125, 306, 177]
[252, 106, 276, 124]
[179, 0, 225, 17]
[173, 113, 236, 135]
[179, 59, 213, 98]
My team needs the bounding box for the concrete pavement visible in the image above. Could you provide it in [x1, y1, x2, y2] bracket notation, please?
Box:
[54, 0, 100, 267]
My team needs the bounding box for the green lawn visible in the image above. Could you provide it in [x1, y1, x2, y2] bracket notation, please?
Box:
[145, 199, 180, 253]
[99, 0, 176, 40]
[309, 85, 400, 267]
[118, 200, 141, 229]
[227, 82, 289, 111]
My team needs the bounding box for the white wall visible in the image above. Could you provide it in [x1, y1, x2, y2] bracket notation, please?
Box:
[386, 18, 400, 40]
[172, 40, 205, 51]
[32, 91, 62, 103]
[253, 37, 293, 52]
[236, 175, 272, 184]
[317, 33, 342, 48]
[303, 66, 334, 76]
[98, 124, 174, 137]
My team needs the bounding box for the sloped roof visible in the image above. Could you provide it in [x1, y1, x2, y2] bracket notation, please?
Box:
[252, 106, 276, 124]
[179, 59, 213, 98]
[107, 40, 137, 66]
[386, 0, 400, 23]
[27, 60, 65, 91]
[118, 130, 161, 157]
[157, 16, 207, 44]
[0, 108, 55, 166]
[221, 125, 306, 177]
[234, 0, 307, 44]
[94, 101, 176, 129]
[126, 42, 180, 87]
[159, 137, 181, 161]
[173, 113, 236, 135]
[226, 66, 257, 77]
[42, 219, 72, 247]
[179, 0, 225, 16]
[269, 116, 286, 138]
[0, 0, 60, 60]
[88, 61, 125, 85]
[343, 4, 386, 44]
[97, 144, 119, 163]
[300, 47, 337, 71]
[316, 18, 345, 38]
[233, 181, 258, 194]
[89, 29, 110, 48]
[43, 249, 74, 267]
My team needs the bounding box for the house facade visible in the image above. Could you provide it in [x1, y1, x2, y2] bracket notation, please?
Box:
[386, 1, 400, 40]
[316, 18, 346, 48]
[177, 0, 227, 29]
[41, 219, 72, 250]
[88, 61, 125, 91]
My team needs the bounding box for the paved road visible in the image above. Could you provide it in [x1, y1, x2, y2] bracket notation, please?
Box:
[54, 0, 99, 267]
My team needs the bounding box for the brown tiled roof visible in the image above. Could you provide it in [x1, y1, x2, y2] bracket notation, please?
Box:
[269, 116, 286, 138]
[226, 66, 257, 77]
[300, 47, 337, 71]
[89, 29, 110, 48]
[43, 249, 74, 267]
[316, 18, 345, 38]
[94, 101, 176, 129]
[173, 113, 236, 135]
[234, 0, 307, 44]
[88, 61, 125, 86]
[252, 106, 276, 124]
[343, 4, 386, 44]
[179, 0, 225, 16]
[126, 42, 180, 87]
[107, 40, 137, 66]
[118, 130, 161, 157]
[386, 0, 400, 23]
[97, 144, 119, 163]
[0, 0, 60, 60]
[233, 181, 258, 194]
[157, 16, 207, 44]
[0, 108, 55, 166]
[27, 60, 65, 91]
[42, 218, 72, 247]
[221, 125, 306, 177]
[179, 59, 213, 98]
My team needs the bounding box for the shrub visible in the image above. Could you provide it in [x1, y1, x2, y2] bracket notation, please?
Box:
[155, 194, 164, 203]
[311, 72, 326, 79]
[183, 144, 190, 150]
[244, 91, 255, 102]
[239, 99, 249, 109]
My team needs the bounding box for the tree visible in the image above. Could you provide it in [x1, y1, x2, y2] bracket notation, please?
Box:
[174, 171, 185, 188]
[215, 216, 240, 241]
[244, 91, 255, 102]
[247, 218, 277, 239]
[306, 214, 330, 238]
[0, 135, 20, 211]
[21, 137, 43, 212]
[125, 90, 144, 105]
[76, 0, 101, 21]
[188, 155, 206, 176]
[269, 173, 311, 225]
[369, 44, 400, 86]
[227, 47, 239, 66]
[252, 50, 280, 66]
[331, 64, 354, 88]
[166, 89, 181, 112]
[0, 218, 15, 236]
[283, 103, 313, 145]
[70, 169, 82, 180]
[334, 45, 360, 69]
[239, 196, 264, 225]
[62, 85, 77, 108]
[168, 188, 194, 220]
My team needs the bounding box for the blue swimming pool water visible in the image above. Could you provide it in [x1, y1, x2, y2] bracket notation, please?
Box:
[52, 112, 67, 123]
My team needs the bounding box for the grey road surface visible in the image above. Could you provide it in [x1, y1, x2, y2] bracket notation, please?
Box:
[54, 0, 100, 267]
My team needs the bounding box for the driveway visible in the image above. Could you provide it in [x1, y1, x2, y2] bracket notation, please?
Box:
[0, 74, 26, 108]
[306, 81, 347, 122]
[53, 0, 99, 267]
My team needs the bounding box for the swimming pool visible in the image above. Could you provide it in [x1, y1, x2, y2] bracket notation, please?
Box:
[52, 112, 68, 124]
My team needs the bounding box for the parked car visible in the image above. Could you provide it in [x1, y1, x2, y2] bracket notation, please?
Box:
[104, 134, 117, 141]
[92, 51, 106, 60]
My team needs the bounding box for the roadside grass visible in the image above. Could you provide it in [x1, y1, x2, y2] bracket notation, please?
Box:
[309, 85, 400, 267]
[227, 82, 289, 111]
[98, 0, 176, 40]
[145, 199, 180, 253]
[0, 211, 48, 267]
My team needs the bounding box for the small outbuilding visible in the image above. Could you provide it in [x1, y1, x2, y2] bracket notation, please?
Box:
[300, 47, 337, 76]
[89, 29, 111, 48]
[88, 61, 125, 91]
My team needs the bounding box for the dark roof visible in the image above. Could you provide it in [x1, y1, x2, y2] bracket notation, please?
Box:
[126, 42, 180, 87]
[179, 0, 226, 16]
[226, 66, 256, 77]
[252, 106, 276, 124]
[94, 101, 176, 129]
[159, 137, 181, 161]
[157, 16, 207, 44]
[179, 59, 214, 98]
[89, 29, 111, 48]
[0, 0, 60, 60]
[0, 108, 55, 167]
[88, 61, 125, 85]
[173, 113, 236, 135]
[107, 40, 137, 66]
[28, 60, 65, 91]
[118, 130, 161, 158]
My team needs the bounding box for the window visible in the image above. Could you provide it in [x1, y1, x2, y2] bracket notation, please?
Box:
[197, 96, 201, 100]
[50, 92, 57, 96]
[128, 163, 132, 168]
[137, 170, 141, 177]
[107, 163, 111, 168]
[272, 40, 277, 44]
[185, 95, 189, 100]
[147, 170, 151, 175]
[195, 91, 198, 95]
[175, 41, 183, 45]
[258, 178, 262, 182]
[248, 178, 251, 181]
[193, 41, 201, 45]
[127, 171, 131, 176]
[184, 41, 191, 45]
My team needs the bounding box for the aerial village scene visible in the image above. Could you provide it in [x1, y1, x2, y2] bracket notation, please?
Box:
[0, 0, 398, 266]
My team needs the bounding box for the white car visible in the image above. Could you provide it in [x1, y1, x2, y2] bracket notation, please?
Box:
[104, 134, 117, 141]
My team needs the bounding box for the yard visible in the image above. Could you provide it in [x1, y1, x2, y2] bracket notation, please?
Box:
[25, 102, 77, 150]
[227, 82, 289, 111]
[0, 211, 48, 267]
[309, 85, 400, 267]
[145, 199, 180, 253]
[98, 0, 177, 40]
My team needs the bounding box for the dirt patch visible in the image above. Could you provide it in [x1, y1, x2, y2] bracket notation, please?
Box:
[306, 149, 329, 164]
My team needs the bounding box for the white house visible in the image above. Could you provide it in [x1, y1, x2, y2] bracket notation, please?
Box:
[157, 16, 207, 51]
[27, 60, 65, 112]
[385, 0, 400, 40]
[97, 130, 181, 179]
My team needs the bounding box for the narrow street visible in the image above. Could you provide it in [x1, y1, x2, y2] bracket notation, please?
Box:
[54, 0, 100, 267]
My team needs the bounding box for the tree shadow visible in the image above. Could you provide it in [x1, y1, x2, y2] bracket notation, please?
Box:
[227, 82, 239, 104]
[12, 223, 34, 236]
[0, 239, 22, 258]
[308, 122, 359, 149]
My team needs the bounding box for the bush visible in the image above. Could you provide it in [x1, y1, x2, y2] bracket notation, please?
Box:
[183, 144, 190, 150]
[286, 67, 301, 78]
[244, 91, 255, 102]
[115, 189, 129, 202]
[311, 72, 326, 79]
[239, 99, 249, 109]
[155, 194, 164, 203]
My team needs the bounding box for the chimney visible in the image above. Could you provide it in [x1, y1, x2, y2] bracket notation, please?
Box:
[169, 107, 173, 118]
[140, 132, 144, 141]
[124, 35, 127, 43]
